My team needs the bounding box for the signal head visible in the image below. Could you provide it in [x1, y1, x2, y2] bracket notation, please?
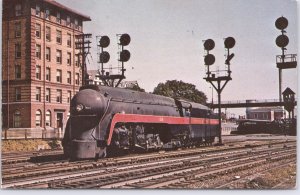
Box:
[204, 39, 215, 51]
[204, 54, 215, 66]
[100, 51, 110, 63]
[99, 36, 110, 48]
[276, 34, 289, 48]
[224, 37, 235, 49]
[275, 16, 288, 30]
[119, 34, 131, 46]
[119, 50, 131, 62]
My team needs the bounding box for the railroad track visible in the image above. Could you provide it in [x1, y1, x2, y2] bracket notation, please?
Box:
[213, 160, 296, 189]
[2, 139, 291, 168]
[2, 140, 292, 180]
[2, 149, 63, 165]
[76, 147, 296, 189]
[2, 140, 295, 189]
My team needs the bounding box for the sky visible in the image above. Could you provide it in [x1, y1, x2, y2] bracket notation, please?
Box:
[57, 0, 298, 116]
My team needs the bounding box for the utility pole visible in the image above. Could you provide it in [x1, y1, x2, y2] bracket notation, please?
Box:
[75, 33, 92, 86]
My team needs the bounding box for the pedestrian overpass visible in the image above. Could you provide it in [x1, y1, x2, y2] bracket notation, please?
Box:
[207, 99, 297, 109]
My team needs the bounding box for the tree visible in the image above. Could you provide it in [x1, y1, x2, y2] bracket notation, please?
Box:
[153, 80, 207, 104]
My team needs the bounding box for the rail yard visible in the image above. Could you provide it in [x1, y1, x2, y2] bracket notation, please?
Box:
[1, 135, 296, 189]
[1, 0, 298, 191]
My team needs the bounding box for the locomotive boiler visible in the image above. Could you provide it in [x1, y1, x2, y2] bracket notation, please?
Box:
[62, 85, 219, 160]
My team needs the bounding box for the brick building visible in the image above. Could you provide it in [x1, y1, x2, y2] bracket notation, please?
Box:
[2, 0, 91, 131]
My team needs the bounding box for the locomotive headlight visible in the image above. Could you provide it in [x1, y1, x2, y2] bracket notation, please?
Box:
[76, 104, 84, 112]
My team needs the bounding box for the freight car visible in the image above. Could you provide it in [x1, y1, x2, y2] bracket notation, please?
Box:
[62, 85, 219, 160]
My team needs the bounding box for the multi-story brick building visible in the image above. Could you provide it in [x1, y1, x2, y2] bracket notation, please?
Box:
[2, 0, 91, 132]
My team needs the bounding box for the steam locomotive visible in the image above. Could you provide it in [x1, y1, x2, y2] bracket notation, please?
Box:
[62, 85, 219, 160]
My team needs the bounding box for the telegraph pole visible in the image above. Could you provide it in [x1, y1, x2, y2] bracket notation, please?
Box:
[75, 33, 92, 86]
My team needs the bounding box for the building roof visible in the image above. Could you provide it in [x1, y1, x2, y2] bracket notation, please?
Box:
[282, 87, 295, 95]
[44, 0, 91, 21]
[247, 107, 284, 112]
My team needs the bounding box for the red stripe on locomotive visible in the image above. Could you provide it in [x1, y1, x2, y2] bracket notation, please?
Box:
[107, 113, 219, 145]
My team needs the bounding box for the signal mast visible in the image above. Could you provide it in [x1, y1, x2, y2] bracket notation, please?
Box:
[274, 16, 297, 102]
[97, 34, 131, 87]
[202, 37, 236, 145]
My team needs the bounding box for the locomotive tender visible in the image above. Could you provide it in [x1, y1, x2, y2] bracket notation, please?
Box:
[62, 85, 219, 159]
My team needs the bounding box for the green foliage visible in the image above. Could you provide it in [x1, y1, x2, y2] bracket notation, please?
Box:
[153, 80, 207, 104]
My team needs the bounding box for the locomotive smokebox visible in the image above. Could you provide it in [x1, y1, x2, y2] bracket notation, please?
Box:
[67, 88, 107, 159]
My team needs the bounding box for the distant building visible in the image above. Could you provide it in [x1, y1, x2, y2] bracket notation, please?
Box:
[87, 70, 103, 85]
[246, 107, 284, 121]
[118, 80, 140, 88]
[87, 70, 140, 89]
[2, 0, 91, 131]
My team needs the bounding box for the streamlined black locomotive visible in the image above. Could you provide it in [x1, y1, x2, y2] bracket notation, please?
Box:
[62, 85, 219, 159]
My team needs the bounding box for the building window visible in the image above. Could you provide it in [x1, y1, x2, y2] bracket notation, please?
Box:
[56, 30, 62, 44]
[15, 65, 21, 79]
[46, 110, 51, 126]
[13, 110, 21, 128]
[46, 67, 51, 81]
[45, 9, 50, 20]
[46, 47, 51, 61]
[15, 88, 21, 101]
[56, 50, 62, 64]
[75, 55, 80, 67]
[46, 26, 51, 41]
[36, 110, 42, 127]
[67, 71, 71, 84]
[56, 69, 62, 83]
[36, 44, 41, 59]
[56, 12, 61, 24]
[67, 33, 72, 47]
[56, 89, 62, 103]
[46, 88, 50, 102]
[36, 4, 41, 17]
[67, 52, 71, 65]
[15, 43, 21, 58]
[36, 23, 41, 38]
[75, 73, 79, 85]
[15, 4, 22, 16]
[36, 65, 41, 80]
[15, 22, 21, 38]
[67, 16, 71, 27]
[74, 19, 78, 30]
[36, 87, 41, 102]
[67, 91, 72, 103]
[254, 114, 258, 119]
